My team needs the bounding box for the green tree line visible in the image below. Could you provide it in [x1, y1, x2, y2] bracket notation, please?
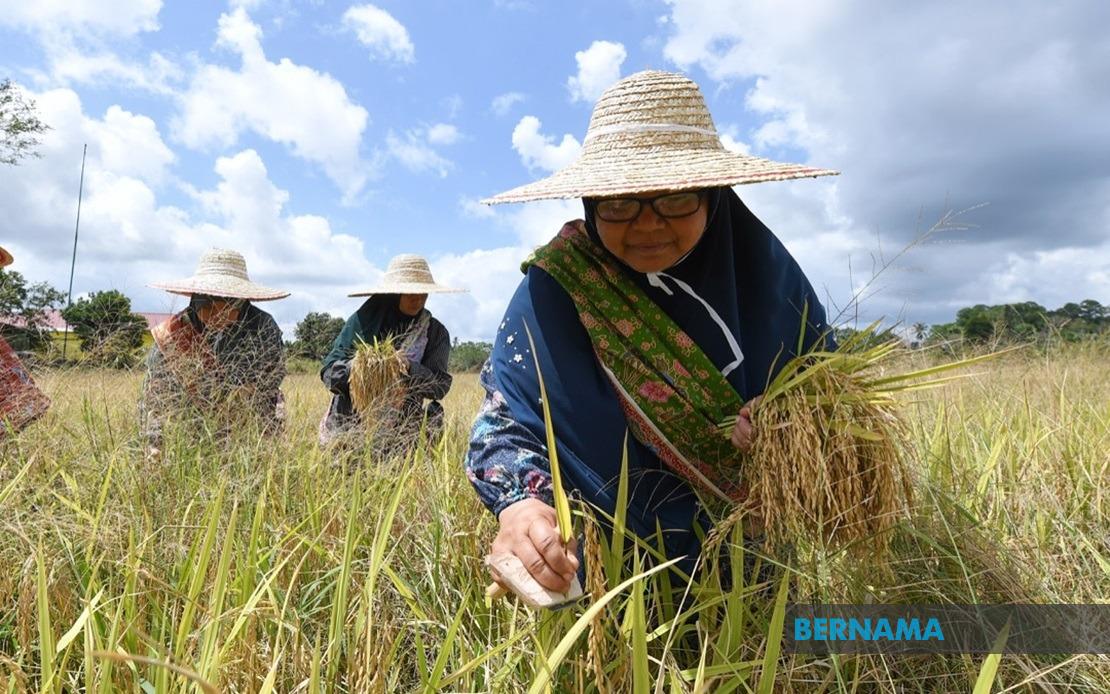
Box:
[4, 265, 1102, 367]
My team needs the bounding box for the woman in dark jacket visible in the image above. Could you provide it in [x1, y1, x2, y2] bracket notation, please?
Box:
[319, 254, 464, 450]
[141, 248, 289, 455]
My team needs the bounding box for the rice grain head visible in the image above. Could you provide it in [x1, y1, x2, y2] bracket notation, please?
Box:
[719, 331, 937, 558]
[584, 513, 612, 694]
[349, 337, 407, 433]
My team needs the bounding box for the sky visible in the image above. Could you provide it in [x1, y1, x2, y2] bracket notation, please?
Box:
[1, 0, 1107, 341]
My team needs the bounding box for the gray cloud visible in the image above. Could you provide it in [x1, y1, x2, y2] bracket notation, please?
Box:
[664, 0, 1110, 324]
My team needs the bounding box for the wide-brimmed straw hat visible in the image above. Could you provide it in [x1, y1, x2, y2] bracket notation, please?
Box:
[483, 70, 837, 204]
[348, 254, 465, 297]
[0, 245, 12, 268]
[149, 248, 290, 301]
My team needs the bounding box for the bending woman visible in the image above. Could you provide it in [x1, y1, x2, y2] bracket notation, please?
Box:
[141, 248, 288, 455]
[466, 71, 838, 595]
[319, 254, 464, 450]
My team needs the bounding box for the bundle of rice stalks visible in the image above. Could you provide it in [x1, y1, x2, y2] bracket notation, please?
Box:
[349, 336, 407, 417]
[720, 321, 1003, 555]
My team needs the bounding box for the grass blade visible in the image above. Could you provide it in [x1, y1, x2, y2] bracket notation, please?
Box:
[528, 558, 683, 694]
[523, 320, 573, 543]
[755, 570, 790, 694]
[972, 619, 1011, 694]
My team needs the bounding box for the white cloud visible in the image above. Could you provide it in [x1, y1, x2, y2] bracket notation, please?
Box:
[0, 0, 162, 37]
[426, 123, 460, 146]
[174, 8, 371, 199]
[1, 0, 175, 94]
[459, 196, 496, 220]
[511, 116, 582, 172]
[92, 106, 176, 184]
[430, 198, 583, 340]
[490, 91, 526, 116]
[503, 199, 582, 248]
[342, 4, 416, 64]
[982, 243, 1110, 308]
[0, 85, 380, 333]
[17, 89, 176, 187]
[386, 130, 452, 177]
[427, 247, 528, 341]
[567, 40, 626, 103]
[25, 35, 183, 95]
[717, 125, 751, 155]
[661, 0, 1110, 324]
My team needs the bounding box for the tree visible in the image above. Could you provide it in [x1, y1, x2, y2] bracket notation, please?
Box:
[292, 312, 345, 360]
[832, 325, 899, 350]
[448, 340, 493, 372]
[0, 79, 49, 166]
[1076, 299, 1106, 323]
[955, 305, 995, 342]
[0, 267, 66, 352]
[61, 290, 147, 367]
[926, 322, 961, 344]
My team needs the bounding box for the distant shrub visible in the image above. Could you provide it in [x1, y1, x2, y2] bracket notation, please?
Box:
[449, 340, 491, 372]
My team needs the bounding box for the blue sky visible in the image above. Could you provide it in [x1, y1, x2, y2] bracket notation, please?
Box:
[2, 0, 1107, 340]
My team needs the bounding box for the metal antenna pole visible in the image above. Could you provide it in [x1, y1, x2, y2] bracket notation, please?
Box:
[62, 143, 87, 359]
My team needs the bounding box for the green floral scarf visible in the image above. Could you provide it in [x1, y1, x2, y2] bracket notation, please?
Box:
[525, 222, 747, 502]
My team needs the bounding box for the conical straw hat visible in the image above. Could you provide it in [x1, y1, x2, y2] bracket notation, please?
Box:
[348, 254, 465, 296]
[149, 248, 290, 301]
[483, 70, 837, 204]
[0, 245, 12, 268]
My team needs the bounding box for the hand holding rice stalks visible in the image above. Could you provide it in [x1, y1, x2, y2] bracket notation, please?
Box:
[349, 336, 408, 420]
[720, 321, 1005, 556]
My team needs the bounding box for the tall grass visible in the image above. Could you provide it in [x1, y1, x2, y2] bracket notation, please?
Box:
[0, 340, 1107, 691]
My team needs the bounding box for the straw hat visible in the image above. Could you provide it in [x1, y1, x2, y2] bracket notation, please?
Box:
[348, 254, 465, 297]
[0, 245, 12, 268]
[149, 248, 290, 301]
[483, 70, 837, 204]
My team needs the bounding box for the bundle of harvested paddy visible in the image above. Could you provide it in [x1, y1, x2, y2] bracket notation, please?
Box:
[349, 336, 407, 417]
[720, 322, 999, 555]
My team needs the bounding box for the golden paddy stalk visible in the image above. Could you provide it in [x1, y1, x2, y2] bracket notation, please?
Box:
[348, 336, 406, 418]
[722, 321, 1006, 554]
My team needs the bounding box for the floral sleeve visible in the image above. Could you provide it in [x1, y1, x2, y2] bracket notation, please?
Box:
[465, 359, 554, 517]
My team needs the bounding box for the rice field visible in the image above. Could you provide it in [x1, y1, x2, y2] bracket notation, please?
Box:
[0, 341, 1108, 692]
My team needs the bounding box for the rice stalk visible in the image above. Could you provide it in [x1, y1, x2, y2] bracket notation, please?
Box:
[523, 321, 573, 542]
[721, 324, 1006, 556]
[583, 513, 611, 694]
[349, 336, 407, 420]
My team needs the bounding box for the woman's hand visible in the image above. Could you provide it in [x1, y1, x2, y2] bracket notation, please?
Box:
[490, 498, 579, 593]
[730, 394, 763, 453]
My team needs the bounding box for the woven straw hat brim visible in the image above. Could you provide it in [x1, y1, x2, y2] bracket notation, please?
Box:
[148, 278, 290, 302]
[348, 282, 466, 297]
[0, 246, 12, 268]
[482, 147, 838, 204]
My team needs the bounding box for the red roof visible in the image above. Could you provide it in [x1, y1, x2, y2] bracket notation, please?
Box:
[0, 309, 174, 331]
[138, 312, 174, 329]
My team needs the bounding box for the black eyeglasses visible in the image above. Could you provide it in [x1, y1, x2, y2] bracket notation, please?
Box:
[594, 191, 703, 223]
